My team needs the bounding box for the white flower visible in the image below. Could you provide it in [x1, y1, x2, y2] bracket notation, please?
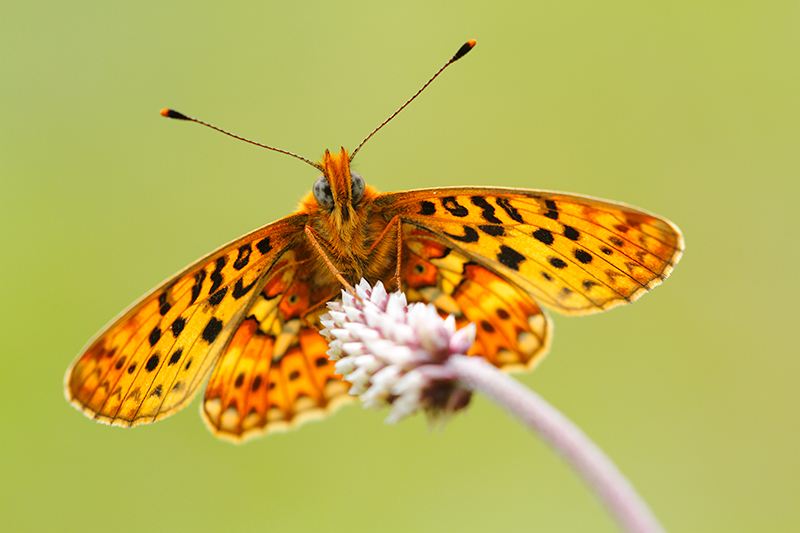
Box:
[320, 279, 476, 425]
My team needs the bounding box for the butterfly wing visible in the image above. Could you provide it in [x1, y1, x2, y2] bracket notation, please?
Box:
[401, 228, 552, 371]
[376, 187, 683, 316]
[201, 246, 353, 443]
[64, 214, 308, 427]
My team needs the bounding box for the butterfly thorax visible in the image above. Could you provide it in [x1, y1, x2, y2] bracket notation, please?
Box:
[299, 148, 396, 284]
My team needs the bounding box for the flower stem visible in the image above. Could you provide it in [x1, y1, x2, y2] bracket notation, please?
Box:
[448, 355, 665, 533]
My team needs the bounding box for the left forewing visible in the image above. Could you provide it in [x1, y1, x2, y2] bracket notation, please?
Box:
[64, 214, 308, 427]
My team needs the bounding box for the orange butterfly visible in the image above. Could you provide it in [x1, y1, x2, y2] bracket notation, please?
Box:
[64, 40, 683, 443]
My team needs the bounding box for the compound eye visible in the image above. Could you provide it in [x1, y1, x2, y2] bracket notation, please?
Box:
[313, 176, 334, 208]
[350, 171, 365, 204]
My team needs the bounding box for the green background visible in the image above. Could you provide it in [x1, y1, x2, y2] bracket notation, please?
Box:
[2, 2, 798, 531]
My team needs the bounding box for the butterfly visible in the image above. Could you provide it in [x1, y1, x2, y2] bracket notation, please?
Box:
[64, 40, 683, 443]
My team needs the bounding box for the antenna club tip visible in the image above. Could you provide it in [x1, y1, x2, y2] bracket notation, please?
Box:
[453, 39, 477, 61]
[160, 108, 189, 120]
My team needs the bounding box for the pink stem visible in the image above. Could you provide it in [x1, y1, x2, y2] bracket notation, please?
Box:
[448, 355, 665, 533]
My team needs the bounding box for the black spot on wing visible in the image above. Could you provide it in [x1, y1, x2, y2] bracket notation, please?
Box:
[148, 326, 161, 347]
[478, 225, 505, 236]
[601, 247, 613, 255]
[533, 228, 554, 245]
[150, 384, 163, 398]
[574, 249, 593, 264]
[444, 226, 479, 243]
[190, 270, 206, 305]
[208, 286, 228, 306]
[168, 349, 183, 366]
[495, 197, 524, 223]
[497, 245, 525, 271]
[233, 244, 252, 270]
[563, 225, 580, 241]
[202, 318, 223, 343]
[470, 196, 502, 223]
[544, 199, 559, 220]
[145, 354, 160, 372]
[548, 257, 567, 269]
[251, 375, 263, 391]
[171, 317, 186, 337]
[418, 201, 436, 215]
[232, 277, 258, 299]
[256, 237, 272, 254]
[158, 293, 171, 316]
[209, 257, 226, 294]
[441, 197, 468, 217]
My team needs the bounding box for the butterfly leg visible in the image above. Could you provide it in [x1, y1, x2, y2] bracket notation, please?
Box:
[304, 226, 356, 293]
[368, 214, 403, 291]
[394, 217, 402, 290]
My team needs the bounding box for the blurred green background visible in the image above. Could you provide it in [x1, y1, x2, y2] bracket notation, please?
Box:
[2, 2, 798, 531]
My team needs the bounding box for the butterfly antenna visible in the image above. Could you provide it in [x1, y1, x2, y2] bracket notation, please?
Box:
[160, 109, 323, 171]
[349, 39, 477, 161]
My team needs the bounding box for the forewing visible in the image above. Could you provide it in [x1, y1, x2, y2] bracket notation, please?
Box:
[377, 187, 683, 315]
[64, 214, 307, 427]
[201, 246, 353, 443]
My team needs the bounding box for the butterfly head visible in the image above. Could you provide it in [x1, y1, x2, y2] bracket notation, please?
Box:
[312, 148, 367, 228]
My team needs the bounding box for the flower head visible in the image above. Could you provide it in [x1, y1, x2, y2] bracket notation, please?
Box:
[320, 279, 475, 425]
